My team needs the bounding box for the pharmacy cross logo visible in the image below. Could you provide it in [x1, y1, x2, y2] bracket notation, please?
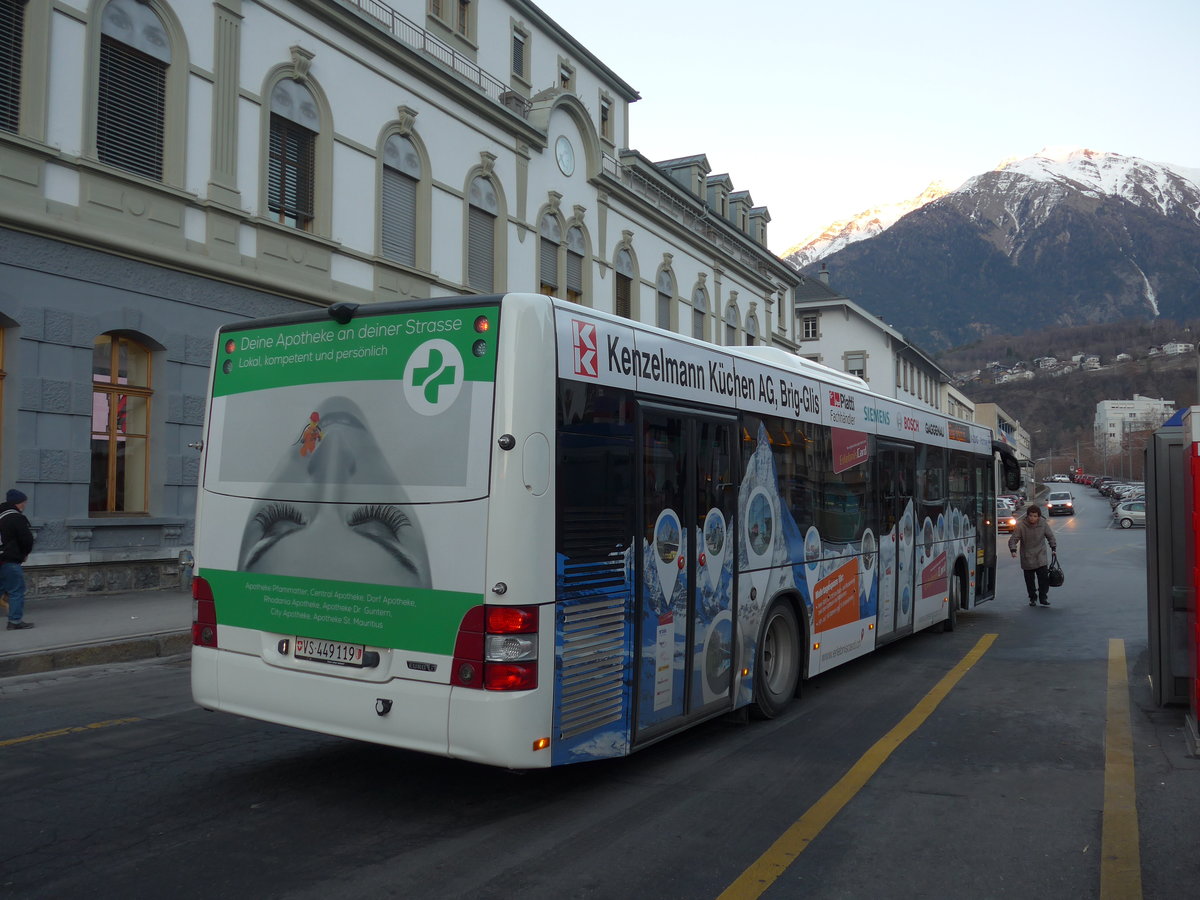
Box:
[572, 320, 598, 378]
[404, 339, 464, 415]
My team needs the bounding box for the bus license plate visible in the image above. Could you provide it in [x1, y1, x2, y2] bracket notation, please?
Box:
[294, 637, 365, 668]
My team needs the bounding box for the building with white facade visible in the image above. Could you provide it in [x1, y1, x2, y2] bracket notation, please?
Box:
[1094, 395, 1176, 452]
[792, 270, 963, 417]
[0, 0, 800, 594]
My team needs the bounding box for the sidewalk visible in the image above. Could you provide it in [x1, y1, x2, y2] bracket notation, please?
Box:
[0, 588, 192, 678]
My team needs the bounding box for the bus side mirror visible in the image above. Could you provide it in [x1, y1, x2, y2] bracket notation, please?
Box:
[1001, 455, 1022, 492]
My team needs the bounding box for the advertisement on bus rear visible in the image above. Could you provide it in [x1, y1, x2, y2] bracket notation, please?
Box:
[198, 306, 499, 651]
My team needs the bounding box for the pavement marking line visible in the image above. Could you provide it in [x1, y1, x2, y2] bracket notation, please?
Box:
[0, 717, 142, 748]
[1100, 638, 1142, 900]
[718, 633, 998, 900]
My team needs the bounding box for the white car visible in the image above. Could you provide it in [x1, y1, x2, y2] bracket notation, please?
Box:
[1045, 491, 1075, 516]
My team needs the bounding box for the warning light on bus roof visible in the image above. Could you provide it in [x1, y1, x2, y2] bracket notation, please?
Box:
[474, 315, 490, 333]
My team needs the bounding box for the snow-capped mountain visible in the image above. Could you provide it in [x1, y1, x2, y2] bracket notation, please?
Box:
[794, 149, 1200, 351]
[784, 181, 950, 268]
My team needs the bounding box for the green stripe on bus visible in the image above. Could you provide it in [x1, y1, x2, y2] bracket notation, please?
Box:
[202, 568, 482, 653]
[213, 307, 498, 397]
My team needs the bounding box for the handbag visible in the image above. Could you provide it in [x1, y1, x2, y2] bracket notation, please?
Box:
[1047, 552, 1064, 587]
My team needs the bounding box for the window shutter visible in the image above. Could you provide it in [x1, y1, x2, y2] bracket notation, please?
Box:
[381, 168, 417, 266]
[97, 37, 166, 180]
[268, 115, 315, 229]
[467, 205, 494, 292]
[566, 249, 583, 297]
[0, 0, 24, 134]
[615, 274, 631, 318]
[540, 237, 558, 290]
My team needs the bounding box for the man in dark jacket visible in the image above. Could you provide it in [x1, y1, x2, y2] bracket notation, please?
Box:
[0, 488, 35, 629]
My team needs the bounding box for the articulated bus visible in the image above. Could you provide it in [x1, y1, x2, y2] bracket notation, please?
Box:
[191, 293, 1021, 768]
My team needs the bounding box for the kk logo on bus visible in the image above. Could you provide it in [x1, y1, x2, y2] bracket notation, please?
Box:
[572, 320, 598, 378]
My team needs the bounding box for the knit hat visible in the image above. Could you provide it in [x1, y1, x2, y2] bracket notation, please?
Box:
[6, 489, 27, 504]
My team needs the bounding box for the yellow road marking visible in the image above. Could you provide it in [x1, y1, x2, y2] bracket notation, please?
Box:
[0, 717, 141, 748]
[719, 633, 998, 900]
[1101, 638, 1142, 899]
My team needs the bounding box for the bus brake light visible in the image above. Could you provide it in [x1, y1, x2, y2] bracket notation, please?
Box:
[452, 605, 538, 691]
[191, 576, 219, 648]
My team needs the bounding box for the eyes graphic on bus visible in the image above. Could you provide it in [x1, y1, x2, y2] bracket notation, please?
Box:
[748, 493, 774, 556]
[922, 520, 933, 557]
[238, 396, 431, 588]
[861, 530, 876, 570]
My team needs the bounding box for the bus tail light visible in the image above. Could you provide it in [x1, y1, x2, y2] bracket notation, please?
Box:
[191, 575, 219, 648]
[452, 605, 538, 691]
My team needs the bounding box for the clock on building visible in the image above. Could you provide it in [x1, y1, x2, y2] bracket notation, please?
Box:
[554, 135, 575, 176]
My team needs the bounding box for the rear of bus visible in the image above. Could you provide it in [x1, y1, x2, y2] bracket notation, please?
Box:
[191, 295, 561, 768]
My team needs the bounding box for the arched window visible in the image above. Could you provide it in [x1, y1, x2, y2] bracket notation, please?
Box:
[467, 175, 498, 292]
[381, 133, 421, 266]
[565, 226, 585, 304]
[268, 78, 319, 230]
[724, 304, 739, 346]
[539, 212, 561, 296]
[656, 268, 674, 330]
[746, 313, 759, 347]
[0, 0, 25, 133]
[692, 285, 708, 341]
[91, 334, 152, 514]
[97, 0, 170, 180]
[614, 248, 634, 319]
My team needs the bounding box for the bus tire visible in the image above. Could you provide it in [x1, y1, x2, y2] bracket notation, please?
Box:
[942, 568, 962, 633]
[751, 599, 801, 720]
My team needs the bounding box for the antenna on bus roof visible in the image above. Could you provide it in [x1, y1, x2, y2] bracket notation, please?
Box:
[328, 302, 359, 325]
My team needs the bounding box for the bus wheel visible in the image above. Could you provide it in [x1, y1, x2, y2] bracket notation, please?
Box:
[942, 571, 961, 633]
[751, 600, 801, 719]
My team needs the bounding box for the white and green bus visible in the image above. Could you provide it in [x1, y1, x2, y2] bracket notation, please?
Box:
[191, 293, 1020, 768]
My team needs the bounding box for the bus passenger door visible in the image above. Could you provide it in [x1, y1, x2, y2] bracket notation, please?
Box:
[635, 406, 737, 741]
[876, 443, 916, 639]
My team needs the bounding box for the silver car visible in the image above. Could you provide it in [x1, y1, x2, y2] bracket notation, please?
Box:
[1113, 500, 1146, 529]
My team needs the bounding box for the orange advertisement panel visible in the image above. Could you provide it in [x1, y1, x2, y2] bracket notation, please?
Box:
[814, 559, 860, 632]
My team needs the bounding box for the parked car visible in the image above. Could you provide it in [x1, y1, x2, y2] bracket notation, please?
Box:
[996, 502, 1018, 533]
[1045, 490, 1075, 515]
[1113, 500, 1146, 529]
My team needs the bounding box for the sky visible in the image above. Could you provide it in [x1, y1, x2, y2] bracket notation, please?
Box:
[535, 0, 1200, 256]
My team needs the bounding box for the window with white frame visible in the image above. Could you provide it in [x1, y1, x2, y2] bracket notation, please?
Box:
[565, 226, 585, 303]
[97, 0, 170, 181]
[845, 351, 865, 379]
[614, 248, 634, 319]
[539, 212, 561, 296]
[456, 0, 471, 38]
[91, 334, 152, 514]
[599, 94, 613, 143]
[267, 79, 318, 230]
[381, 134, 420, 267]
[0, 0, 24, 133]
[467, 175, 498, 292]
[801, 314, 818, 340]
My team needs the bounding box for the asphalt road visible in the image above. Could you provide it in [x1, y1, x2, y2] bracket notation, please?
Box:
[1, 487, 1196, 899]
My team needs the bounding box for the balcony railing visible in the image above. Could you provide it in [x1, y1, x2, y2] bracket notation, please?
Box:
[339, 0, 530, 117]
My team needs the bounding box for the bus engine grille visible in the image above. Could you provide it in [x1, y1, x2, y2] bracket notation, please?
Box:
[558, 595, 628, 739]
